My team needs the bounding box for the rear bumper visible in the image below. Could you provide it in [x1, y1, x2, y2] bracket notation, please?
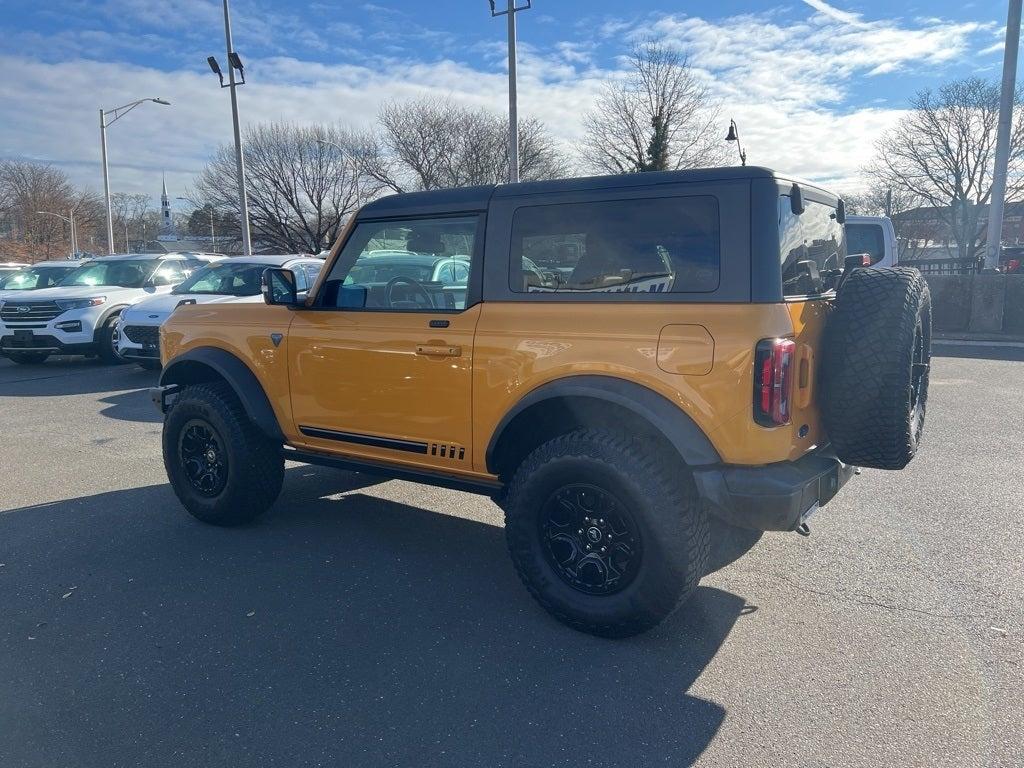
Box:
[692, 448, 856, 532]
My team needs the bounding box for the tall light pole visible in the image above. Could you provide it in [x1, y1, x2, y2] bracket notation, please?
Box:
[489, 0, 531, 184]
[725, 119, 747, 166]
[100, 98, 170, 254]
[985, 0, 1023, 271]
[36, 211, 77, 260]
[207, 0, 252, 256]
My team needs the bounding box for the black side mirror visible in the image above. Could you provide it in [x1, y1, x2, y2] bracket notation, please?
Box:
[262, 267, 299, 306]
[790, 183, 805, 215]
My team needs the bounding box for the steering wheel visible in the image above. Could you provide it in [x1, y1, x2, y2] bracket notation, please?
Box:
[384, 276, 434, 309]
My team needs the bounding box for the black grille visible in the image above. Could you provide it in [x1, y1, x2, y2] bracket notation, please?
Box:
[1, 301, 62, 323]
[122, 325, 160, 346]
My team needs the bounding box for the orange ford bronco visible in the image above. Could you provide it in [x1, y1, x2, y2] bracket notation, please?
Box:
[152, 167, 931, 637]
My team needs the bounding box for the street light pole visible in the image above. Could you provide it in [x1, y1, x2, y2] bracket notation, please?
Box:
[985, 0, 1022, 271]
[222, 0, 253, 256]
[99, 97, 171, 254]
[490, 0, 531, 184]
[36, 211, 76, 260]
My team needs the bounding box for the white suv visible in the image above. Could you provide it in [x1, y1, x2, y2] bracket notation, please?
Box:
[0, 254, 213, 365]
[117, 255, 324, 369]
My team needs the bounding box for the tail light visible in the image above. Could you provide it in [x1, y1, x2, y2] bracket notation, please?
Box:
[754, 338, 796, 426]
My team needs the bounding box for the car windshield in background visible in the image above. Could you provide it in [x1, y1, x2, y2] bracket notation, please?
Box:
[779, 196, 846, 296]
[0, 266, 77, 290]
[173, 262, 271, 296]
[345, 260, 435, 285]
[59, 260, 155, 288]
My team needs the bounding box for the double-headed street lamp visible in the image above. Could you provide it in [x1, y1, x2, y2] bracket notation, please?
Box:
[36, 210, 79, 259]
[100, 97, 170, 254]
[207, 0, 253, 257]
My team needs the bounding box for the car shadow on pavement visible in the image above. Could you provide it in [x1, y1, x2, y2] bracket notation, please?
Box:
[0, 466, 747, 768]
[0, 357, 159, 398]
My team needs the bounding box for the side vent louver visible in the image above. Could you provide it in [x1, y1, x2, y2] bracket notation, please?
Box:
[429, 443, 466, 462]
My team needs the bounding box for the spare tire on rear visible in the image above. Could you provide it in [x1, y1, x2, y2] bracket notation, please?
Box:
[820, 267, 931, 470]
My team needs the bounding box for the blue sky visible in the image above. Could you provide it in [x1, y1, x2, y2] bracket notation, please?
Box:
[0, 0, 1015, 198]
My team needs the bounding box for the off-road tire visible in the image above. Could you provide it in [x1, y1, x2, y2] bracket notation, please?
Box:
[137, 359, 161, 371]
[163, 382, 284, 526]
[97, 316, 126, 365]
[821, 267, 931, 469]
[502, 429, 709, 638]
[5, 351, 50, 365]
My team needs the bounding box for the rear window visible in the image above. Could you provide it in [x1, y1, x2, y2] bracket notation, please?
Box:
[779, 196, 846, 296]
[846, 222, 885, 265]
[510, 197, 720, 294]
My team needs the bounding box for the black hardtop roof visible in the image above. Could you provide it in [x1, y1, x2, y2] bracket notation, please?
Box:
[356, 166, 835, 219]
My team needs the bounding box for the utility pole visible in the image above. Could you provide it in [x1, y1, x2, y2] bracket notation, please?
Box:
[490, 1, 531, 184]
[219, 0, 252, 255]
[985, 0, 1022, 271]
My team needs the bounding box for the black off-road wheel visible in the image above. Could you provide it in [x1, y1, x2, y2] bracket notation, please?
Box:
[5, 351, 50, 365]
[97, 316, 126, 365]
[821, 267, 932, 469]
[502, 429, 709, 638]
[162, 382, 284, 526]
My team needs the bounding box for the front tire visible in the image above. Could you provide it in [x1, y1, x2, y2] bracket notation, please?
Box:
[162, 382, 284, 526]
[502, 429, 709, 638]
[97, 316, 126, 365]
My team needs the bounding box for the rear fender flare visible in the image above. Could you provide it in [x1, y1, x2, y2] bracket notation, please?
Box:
[486, 375, 721, 474]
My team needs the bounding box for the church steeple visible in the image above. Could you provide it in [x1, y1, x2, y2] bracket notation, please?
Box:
[159, 172, 176, 240]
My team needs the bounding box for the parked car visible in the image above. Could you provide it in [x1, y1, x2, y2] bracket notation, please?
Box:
[0, 261, 84, 295]
[0, 253, 207, 365]
[117, 255, 325, 369]
[151, 167, 932, 638]
[0, 262, 30, 279]
[846, 215, 897, 268]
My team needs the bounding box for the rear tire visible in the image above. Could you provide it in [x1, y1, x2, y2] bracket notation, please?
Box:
[162, 382, 284, 526]
[821, 267, 931, 469]
[502, 429, 709, 638]
[5, 351, 50, 365]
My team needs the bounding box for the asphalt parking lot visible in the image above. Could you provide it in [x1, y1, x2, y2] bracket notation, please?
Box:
[1, 346, 1021, 768]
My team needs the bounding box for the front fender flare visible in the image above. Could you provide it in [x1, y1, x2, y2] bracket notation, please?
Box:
[159, 347, 284, 443]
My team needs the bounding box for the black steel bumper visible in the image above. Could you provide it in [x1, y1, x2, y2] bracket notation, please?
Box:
[692, 449, 856, 532]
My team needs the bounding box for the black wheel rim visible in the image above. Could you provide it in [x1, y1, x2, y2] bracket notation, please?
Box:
[539, 483, 642, 596]
[910, 319, 928, 426]
[178, 419, 228, 497]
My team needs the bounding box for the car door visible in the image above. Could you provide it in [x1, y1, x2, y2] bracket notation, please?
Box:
[287, 214, 484, 475]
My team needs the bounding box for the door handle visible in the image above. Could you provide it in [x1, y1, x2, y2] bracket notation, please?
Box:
[416, 344, 461, 357]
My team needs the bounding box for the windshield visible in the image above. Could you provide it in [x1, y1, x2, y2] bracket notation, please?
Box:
[58, 260, 156, 288]
[0, 266, 77, 290]
[173, 262, 273, 296]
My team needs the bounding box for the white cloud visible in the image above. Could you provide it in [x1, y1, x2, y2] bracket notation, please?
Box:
[0, 3, 998, 200]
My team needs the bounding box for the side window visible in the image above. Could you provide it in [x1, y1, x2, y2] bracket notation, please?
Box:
[154, 261, 188, 285]
[779, 197, 847, 296]
[509, 197, 720, 294]
[319, 216, 479, 311]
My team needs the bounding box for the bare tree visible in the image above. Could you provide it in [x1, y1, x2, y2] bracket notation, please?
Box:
[582, 43, 729, 174]
[868, 77, 1024, 261]
[0, 160, 105, 259]
[109, 192, 150, 252]
[363, 97, 571, 193]
[194, 122, 378, 254]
